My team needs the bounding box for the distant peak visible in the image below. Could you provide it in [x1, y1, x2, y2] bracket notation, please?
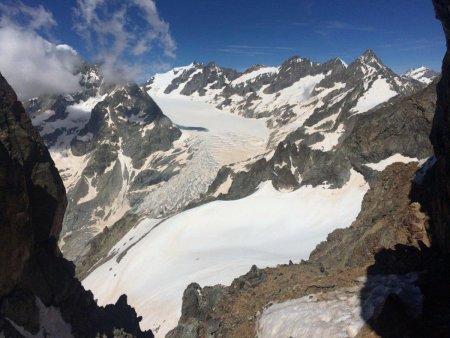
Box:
[286, 55, 305, 63]
[355, 49, 386, 69]
[326, 57, 348, 68]
[404, 66, 436, 74]
[402, 66, 439, 84]
[360, 49, 379, 60]
[280, 55, 316, 69]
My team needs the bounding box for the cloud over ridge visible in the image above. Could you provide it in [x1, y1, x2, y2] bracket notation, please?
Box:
[0, 1, 82, 99]
[74, 0, 176, 83]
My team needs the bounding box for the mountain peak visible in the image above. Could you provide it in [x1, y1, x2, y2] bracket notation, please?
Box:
[353, 49, 388, 72]
[325, 57, 348, 68]
[359, 49, 381, 62]
[336, 57, 348, 68]
[284, 55, 308, 64]
[244, 64, 268, 74]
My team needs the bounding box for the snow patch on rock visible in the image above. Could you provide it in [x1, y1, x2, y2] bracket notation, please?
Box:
[364, 154, 420, 171]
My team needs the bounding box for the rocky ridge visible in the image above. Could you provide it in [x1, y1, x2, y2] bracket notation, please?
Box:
[200, 78, 437, 203]
[146, 50, 425, 147]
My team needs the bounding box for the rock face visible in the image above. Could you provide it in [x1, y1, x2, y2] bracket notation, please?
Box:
[309, 162, 431, 270]
[26, 64, 182, 262]
[431, 0, 450, 253]
[0, 72, 152, 338]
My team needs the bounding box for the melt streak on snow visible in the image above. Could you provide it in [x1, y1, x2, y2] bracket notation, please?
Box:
[83, 170, 369, 337]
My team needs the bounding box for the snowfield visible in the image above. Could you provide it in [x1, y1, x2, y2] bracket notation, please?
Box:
[83, 169, 369, 337]
[153, 95, 269, 166]
[352, 77, 398, 115]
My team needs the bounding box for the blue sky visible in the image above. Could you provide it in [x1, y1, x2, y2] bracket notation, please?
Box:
[8, 0, 448, 76]
[157, 0, 445, 73]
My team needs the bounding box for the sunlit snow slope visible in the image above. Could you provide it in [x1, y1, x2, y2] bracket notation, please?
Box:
[83, 169, 368, 337]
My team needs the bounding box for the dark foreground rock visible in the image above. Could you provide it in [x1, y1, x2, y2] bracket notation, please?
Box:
[0, 72, 152, 338]
[430, 0, 450, 253]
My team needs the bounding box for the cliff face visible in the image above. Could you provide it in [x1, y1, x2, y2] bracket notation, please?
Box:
[0, 72, 152, 337]
[0, 72, 66, 299]
[431, 0, 450, 253]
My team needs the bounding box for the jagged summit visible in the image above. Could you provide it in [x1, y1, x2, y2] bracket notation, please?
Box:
[277, 55, 321, 71]
[354, 49, 386, 68]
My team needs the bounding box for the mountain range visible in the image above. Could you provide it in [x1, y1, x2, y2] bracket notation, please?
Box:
[23, 48, 440, 337]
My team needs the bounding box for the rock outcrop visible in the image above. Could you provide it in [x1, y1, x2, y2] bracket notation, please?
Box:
[0, 72, 152, 337]
[430, 0, 450, 253]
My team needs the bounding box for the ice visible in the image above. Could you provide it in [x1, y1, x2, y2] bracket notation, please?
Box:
[83, 170, 368, 337]
[132, 91, 270, 218]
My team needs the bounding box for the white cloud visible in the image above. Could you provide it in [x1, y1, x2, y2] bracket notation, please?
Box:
[74, 0, 176, 82]
[0, 26, 82, 99]
[0, 1, 57, 31]
[0, 2, 82, 99]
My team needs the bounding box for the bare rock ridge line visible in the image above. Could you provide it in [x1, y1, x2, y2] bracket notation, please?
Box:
[0, 72, 153, 338]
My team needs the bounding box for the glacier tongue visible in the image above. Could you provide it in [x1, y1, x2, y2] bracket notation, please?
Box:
[133, 91, 270, 217]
